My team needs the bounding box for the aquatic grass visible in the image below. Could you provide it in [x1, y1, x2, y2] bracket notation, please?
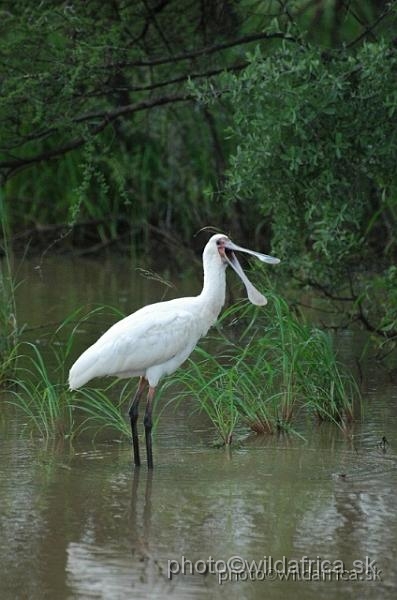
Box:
[76, 382, 132, 440]
[8, 341, 133, 440]
[6, 289, 359, 444]
[215, 295, 308, 433]
[0, 193, 23, 384]
[169, 291, 360, 442]
[8, 342, 76, 438]
[242, 292, 359, 431]
[61, 304, 133, 439]
[0, 342, 19, 387]
[52, 302, 126, 366]
[173, 347, 240, 444]
[7, 304, 132, 440]
[271, 294, 304, 423]
[300, 328, 359, 426]
[170, 340, 278, 443]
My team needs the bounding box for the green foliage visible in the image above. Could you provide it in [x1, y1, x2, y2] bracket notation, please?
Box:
[299, 328, 357, 423]
[2, 1, 393, 246]
[356, 265, 397, 362]
[221, 42, 397, 276]
[0, 1, 236, 241]
[192, 36, 397, 353]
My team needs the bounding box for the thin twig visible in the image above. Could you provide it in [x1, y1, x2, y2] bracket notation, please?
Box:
[346, 1, 396, 48]
[107, 31, 300, 69]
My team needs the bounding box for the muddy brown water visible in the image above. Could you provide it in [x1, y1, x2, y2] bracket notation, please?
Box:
[1, 256, 396, 599]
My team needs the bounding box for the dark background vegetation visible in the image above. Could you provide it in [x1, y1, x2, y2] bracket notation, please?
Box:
[1, 0, 396, 357]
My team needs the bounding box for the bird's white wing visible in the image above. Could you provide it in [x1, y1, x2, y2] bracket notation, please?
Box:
[104, 309, 198, 374]
[69, 304, 199, 388]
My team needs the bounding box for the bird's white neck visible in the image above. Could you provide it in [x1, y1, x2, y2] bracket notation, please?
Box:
[198, 257, 227, 323]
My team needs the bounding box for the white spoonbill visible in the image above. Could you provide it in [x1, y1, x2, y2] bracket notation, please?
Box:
[69, 234, 280, 468]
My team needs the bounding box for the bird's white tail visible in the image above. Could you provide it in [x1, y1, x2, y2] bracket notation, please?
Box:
[68, 344, 104, 390]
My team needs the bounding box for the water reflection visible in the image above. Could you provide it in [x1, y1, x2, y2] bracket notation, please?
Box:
[0, 419, 396, 600]
[62, 441, 397, 599]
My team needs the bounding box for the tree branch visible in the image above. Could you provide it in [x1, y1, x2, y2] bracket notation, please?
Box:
[1, 93, 192, 177]
[0, 57, 250, 178]
[346, 1, 396, 49]
[109, 31, 300, 69]
[297, 276, 397, 340]
[101, 61, 248, 95]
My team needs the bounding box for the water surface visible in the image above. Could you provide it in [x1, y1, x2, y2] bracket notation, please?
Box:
[0, 256, 396, 599]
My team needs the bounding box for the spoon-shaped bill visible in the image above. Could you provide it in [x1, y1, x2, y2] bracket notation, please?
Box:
[224, 252, 267, 306]
[225, 240, 280, 265]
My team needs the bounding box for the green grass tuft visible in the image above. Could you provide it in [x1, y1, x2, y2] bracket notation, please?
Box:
[169, 291, 360, 443]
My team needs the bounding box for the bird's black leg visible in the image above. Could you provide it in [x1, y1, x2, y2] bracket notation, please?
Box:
[128, 377, 147, 467]
[144, 386, 155, 469]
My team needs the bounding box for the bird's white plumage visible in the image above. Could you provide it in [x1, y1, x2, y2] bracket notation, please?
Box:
[69, 298, 208, 388]
[69, 233, 279, 391]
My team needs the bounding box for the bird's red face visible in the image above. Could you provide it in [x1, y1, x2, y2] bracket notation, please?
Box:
[216, 236, 233, 263]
